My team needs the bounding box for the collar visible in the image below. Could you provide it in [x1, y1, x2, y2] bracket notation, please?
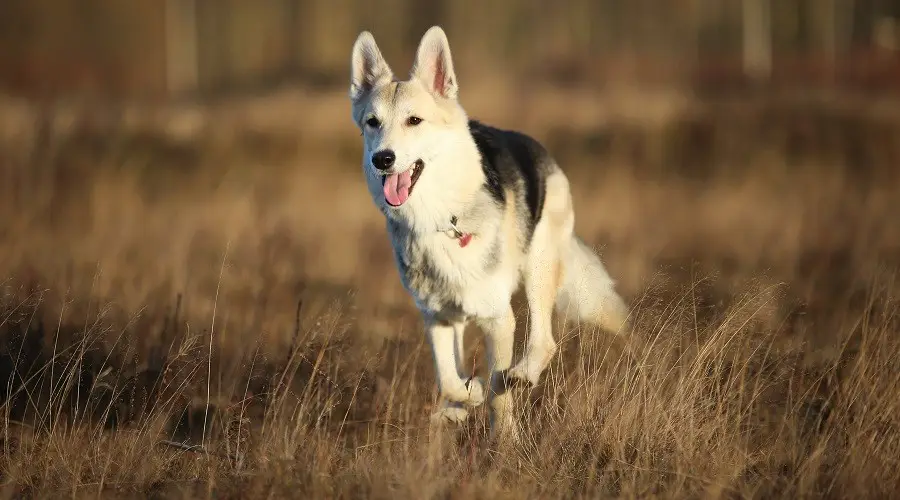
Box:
[447, 215, 473, 248]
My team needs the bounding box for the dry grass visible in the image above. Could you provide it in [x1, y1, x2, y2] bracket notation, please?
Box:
[1, 88, 899, 499]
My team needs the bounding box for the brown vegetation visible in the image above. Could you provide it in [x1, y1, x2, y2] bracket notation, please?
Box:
[1, 88, 899, 498]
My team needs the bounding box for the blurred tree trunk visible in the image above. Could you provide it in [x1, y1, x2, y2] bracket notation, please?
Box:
[302, 0, 356, 81]
[814, 0, 839, 82]
[406, 0, 443, 47]
[165, 0, 198, 95]
[195, 0, 231, 91]
[284, 0, 301, 75]
[742, 0, 772, 81]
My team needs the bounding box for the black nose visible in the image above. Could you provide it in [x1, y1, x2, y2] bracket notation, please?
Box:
[371, 150, 396, 171]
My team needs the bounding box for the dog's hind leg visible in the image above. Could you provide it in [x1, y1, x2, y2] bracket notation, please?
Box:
[430, 320, 477, 424]
[508, 248, 563, 387]
[508, 170, 571, 387]
[426, 318, 485, 424]
[478, 307, 519, 443]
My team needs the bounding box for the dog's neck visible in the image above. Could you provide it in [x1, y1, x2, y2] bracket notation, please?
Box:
[445, 215, 473, 247]
[386, 137, 486, 239]
[386, 193, 482, 241]
[385, 176, 495, 251]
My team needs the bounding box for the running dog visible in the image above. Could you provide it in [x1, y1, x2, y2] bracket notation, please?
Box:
[349, 26, 629, 441]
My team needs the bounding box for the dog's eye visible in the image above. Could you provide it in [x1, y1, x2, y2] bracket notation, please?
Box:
[406, 116, 423, 126]
[365, 116, 381, 128]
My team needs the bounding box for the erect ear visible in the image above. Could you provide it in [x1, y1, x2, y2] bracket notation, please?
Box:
[411, 26, 458, 100]
[350, 31, 393, 101]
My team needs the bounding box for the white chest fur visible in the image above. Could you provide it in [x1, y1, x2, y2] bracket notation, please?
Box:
[390, 223, 521, 321]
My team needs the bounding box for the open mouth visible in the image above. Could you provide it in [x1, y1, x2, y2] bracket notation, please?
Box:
[382, 159, 425, 207]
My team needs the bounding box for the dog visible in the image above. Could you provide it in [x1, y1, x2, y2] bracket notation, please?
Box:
[349, 26, 630, 441]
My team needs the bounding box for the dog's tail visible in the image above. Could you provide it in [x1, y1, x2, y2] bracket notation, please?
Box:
[555, 236, 630, 333]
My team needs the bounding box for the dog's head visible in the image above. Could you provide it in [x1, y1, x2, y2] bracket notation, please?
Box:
[349, 26, 480, 219]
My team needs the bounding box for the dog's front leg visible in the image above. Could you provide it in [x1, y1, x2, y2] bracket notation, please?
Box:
[426, 317, 484, 424]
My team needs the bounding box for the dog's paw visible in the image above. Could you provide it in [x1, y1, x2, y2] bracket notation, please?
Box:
[490, 416, 521, 448]
[507, 361, 541, 387]
[488, 393, 522, 449]
[429, 402, 469, 425]
[462, 376, 486, 407]
[441, 377, 485, 407]
[508, 346, 557, 387]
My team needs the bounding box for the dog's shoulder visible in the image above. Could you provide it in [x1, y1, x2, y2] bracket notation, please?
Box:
[467, 119, 555, 232]
[467, 120, 552, 171]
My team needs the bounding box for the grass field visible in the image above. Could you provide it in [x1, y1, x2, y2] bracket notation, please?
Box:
[1, 90, 899, 498]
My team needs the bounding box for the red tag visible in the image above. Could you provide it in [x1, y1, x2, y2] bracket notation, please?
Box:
[458, 233, 473, 248]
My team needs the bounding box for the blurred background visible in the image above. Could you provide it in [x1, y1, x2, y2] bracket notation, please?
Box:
[2, 0, 900, 98]
[1, 0, 899, 363]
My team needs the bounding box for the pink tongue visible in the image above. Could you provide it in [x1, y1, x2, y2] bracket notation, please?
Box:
[383, 170, 412, 206]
